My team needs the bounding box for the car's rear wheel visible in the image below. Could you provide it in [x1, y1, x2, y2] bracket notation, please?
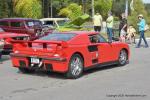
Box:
[19, 67, 34, 73]
[118, 49, 128, 66]
[66, 54, 84, 79]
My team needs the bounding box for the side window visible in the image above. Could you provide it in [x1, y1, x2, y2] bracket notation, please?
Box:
[89, 34, 107, 43]
[98, 35, 107, 43]
[89, 35, 99, 43]
[10, 22, 21, 27]
[0, 21, 9, 26]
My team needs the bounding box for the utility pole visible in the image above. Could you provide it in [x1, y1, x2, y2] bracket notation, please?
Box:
[125, 0, 128, 18]
[92, 0, 94, 18]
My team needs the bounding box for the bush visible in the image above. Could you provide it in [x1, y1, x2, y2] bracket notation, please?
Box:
[58, 3, 83, 21]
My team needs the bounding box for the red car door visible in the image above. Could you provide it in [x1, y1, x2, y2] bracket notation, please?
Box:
[98, 43, 114, 63]
[97, 34, 115, 63]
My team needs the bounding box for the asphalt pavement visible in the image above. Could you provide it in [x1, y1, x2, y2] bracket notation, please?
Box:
[0, 41, 150, 100]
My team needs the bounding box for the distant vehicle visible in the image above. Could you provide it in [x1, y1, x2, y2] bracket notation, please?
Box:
[10, 31, 129, 79]
[0, 27, 29, 54]
[0, 18, 50, 40]
[40, 18, 69, 29]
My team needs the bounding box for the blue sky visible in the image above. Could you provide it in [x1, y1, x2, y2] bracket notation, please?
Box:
[143, 0, 150, 3]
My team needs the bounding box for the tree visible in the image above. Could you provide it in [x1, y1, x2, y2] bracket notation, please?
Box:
[14, 0, 42, 18]
[94, 0, 113, 20]
[145, 4, 150, 15]
[58, 3, 83, 21]
[0, 0, 9, 18]
[112, 0, 126, 16]
[128, 0, 149, 29]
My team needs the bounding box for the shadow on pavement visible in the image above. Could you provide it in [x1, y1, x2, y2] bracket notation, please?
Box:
[84, 64, 121, 76]
[17, 70, 66, 80]
[16, 64, 122, 80]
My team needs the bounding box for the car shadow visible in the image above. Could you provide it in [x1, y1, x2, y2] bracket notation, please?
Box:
[17, 64, 121, 80]
[83, 64, 120, 76]
[17, 70, 67, 80]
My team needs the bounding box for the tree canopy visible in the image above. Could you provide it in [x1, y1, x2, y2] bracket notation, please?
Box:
[14, 0, 42, 18]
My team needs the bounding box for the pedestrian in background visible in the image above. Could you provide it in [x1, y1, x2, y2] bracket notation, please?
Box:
[126, 24, 136, 44]
[119, 13, 127, 42]
[0, 38, 4, 64]
[93, 12, 103, 32]
[106, 12, 114, 42]
[136, 14, 149, 48]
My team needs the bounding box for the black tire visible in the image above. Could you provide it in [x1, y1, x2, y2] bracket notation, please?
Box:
[66, 54, 84, 79]
[19, 67, 34, 73]
[118, 49, 128, 66]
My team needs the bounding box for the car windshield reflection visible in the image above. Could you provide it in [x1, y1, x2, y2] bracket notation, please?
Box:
[39, 33, 76, 41]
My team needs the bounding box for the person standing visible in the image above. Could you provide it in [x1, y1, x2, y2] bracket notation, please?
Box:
[93, 12, 103, 32]
[106, 12, 114, 42]
[119, 13, 127, 39]
[136, 14, 149, 48]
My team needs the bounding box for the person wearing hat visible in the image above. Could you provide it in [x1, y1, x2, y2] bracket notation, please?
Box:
[93, 12, 103, 32]
[136, 14, 149, 48]
[106, 11, 114, 42]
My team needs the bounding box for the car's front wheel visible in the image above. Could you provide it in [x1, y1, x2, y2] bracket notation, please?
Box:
[66, 54, 84, 79]
[118, 49, 128, 66]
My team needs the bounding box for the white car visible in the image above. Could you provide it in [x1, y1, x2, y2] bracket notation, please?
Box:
[40, 18, 69, 29]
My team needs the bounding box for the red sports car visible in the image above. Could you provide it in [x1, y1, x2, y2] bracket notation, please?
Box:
[10, 31, 130, 79]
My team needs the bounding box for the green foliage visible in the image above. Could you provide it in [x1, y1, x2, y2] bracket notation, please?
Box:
[57, 26, 92, 32]
[94, 0, 113, 20]
[128, 0, 149, 30]
[14, 0, 42, 18]
[59, 3, 83, 21]
[113, 16, 119, 21]
[0, 0, 9, 18]
[112, 0, 126, 16]
[145, 4, 150, 15]
[68, 14, 90, 26]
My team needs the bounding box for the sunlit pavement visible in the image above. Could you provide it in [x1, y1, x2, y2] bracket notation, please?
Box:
[0, 41, 150, 100]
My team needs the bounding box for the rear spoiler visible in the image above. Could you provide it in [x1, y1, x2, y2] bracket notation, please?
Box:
[11, 40, 68, 48]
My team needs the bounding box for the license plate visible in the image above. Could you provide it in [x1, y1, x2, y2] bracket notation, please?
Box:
[31, 58, 40, 64]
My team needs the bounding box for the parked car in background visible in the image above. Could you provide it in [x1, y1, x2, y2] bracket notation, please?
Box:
[0, 27, 29, 54]
[0, 18, 51, 40]
[40, 18, 69, 29]
[10, 31, 129, 79]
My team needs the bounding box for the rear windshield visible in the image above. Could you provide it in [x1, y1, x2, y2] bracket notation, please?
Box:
[39, 33, 76, 41]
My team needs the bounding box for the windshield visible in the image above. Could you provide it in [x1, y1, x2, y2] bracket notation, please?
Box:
[26, 20, 42, 27]
[39, 33, 76, 41]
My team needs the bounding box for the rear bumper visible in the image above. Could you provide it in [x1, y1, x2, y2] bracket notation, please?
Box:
[10, 53, 68, 72]
[10, 53, 67, 62]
